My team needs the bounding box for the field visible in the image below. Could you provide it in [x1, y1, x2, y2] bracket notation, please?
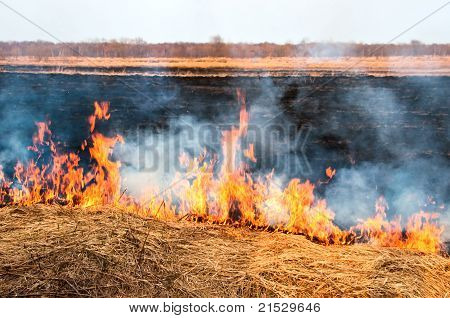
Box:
[1, 56, 450, 76]
[1, 205, 449, 297]
[0, 59, 449, 297]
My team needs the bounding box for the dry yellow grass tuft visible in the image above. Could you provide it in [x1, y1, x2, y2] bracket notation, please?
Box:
[1, 56, 450, 76]
[0, 205, 449, 297]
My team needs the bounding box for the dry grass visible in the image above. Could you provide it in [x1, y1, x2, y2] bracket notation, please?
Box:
[0, 205, 449, 298]
[1, 56, 450, 76]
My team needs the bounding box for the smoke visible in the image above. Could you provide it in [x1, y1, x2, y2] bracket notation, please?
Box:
[320, 77, 449, 238]
[117, 114, 221, 197]
[325, 160, 449, 227]
[0, 71, 447, 240]
[0, 75, 44, 171]
[207, 75, 449, 240]
[126, 74, 449, 240]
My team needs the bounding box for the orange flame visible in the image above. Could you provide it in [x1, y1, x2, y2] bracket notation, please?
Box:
[244, 144, 257, 163]
[350, 197, 443, 253]
[325, 167, 336, 179]
[88, 101, 111, 132]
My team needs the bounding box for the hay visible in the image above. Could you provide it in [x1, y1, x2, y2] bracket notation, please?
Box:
[0, 205, 449, 297]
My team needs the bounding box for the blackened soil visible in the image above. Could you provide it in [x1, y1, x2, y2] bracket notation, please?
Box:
[0, 74, 448, 181]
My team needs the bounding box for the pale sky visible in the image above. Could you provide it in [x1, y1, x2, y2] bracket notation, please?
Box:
[0, 0, 449, 43]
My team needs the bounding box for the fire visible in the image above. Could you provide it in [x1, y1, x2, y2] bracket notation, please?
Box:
[81, 132, 124, 207]
[351, 197, 404, 247]
[404, 212, 443, 253]
[0, 91, 445, 254]
[88, 101, 111, 132]
[325, 167, 336, 179]
[243, 144, 256, 163]
[351, 197, 444, 253]
[1, 102, 123, 208]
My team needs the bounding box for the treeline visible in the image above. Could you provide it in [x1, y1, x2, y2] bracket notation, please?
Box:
[0, 40, 448, 58]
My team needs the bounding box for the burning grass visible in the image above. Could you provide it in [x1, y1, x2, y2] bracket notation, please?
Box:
[0, 205, 449, 297]
[0, 91, 446, 254]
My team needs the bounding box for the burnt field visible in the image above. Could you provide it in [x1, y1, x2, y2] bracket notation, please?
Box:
[0, 72, 449, 235]
[1, 73, 448, 161]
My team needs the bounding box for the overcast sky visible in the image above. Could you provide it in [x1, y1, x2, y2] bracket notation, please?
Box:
[0, 0, 449, 43]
